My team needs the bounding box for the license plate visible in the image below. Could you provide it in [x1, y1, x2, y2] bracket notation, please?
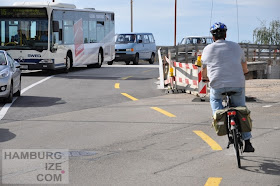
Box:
[20, 65, 28, 69]
[115, 55, 120, 58]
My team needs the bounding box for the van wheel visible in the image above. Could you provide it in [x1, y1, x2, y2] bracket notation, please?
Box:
[149, 53, 155, 64]
[133, 54, 139, 65]
[125, 61, 130, 65]
[108, 61, 113, 65]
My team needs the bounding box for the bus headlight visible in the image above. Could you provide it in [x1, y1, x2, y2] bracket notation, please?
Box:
[39, 59, 54, 64]
[0, 69, 9, 78]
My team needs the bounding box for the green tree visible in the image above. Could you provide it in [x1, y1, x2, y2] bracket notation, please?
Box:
[253, 20, 280, 45]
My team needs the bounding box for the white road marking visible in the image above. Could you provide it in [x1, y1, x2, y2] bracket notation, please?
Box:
[0, 76, 54, 120]
[263, 105, 272, 108]
[103, 64, 159, 68]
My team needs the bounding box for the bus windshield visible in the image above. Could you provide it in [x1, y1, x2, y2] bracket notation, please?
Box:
[0, 8, 48, 51]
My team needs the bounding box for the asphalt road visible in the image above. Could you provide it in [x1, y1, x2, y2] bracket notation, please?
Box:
[0, 61, 279, 185]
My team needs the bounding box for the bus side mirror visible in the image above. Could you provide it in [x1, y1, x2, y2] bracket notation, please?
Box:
[52, 43, 58, 52]
[53, 21, 59, 32]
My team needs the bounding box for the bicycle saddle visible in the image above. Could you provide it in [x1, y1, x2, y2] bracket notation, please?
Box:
[222, 91, 237, 96]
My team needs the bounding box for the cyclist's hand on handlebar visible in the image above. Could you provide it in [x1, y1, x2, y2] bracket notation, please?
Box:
[243, 69, 249, 75]
[202, 77, 209, 83]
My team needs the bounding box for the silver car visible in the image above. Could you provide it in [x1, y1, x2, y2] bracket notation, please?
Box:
[0, 50, 21, 103]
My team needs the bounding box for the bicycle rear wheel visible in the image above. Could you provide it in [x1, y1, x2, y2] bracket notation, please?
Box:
[232, 129, 241, 168]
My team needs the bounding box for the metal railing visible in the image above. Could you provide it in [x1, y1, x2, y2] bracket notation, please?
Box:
[157, 43, 280, 63]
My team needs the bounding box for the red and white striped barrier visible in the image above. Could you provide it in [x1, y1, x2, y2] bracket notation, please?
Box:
[173, 62, 198, 70]
[158, 48, 208, 97]
[174, 61, 207, 97]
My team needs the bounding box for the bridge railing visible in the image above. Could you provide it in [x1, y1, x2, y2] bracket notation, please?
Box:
[157, 43, 280, 93]
[157, 43, 280, 63]
[239, 43, 280, 62]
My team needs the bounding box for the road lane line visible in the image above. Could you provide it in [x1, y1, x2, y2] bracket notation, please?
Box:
[103, 65, 159, 68]
[205, 177, 222, 186]
[21, 76, 54, 94]
[121, 93, 138, 101]
[193, 130, 222, 151]
[120, 76, 133, 80]
[263, 105, 272, 108]
[0, 75, 54, 121]
[115, 83, 120, 89]
[150, 107, 176, 117]
[142, 69, 155, 73]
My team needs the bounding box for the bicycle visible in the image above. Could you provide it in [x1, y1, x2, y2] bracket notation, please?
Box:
[222, 91, 243, 168]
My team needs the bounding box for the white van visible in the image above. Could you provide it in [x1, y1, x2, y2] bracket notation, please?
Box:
[109, 33, 156, 65]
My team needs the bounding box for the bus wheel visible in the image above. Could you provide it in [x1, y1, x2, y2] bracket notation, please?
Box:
[88, 50, 103, 68]
[63, 55, 71, 73]
[95, 50, 103, 68]
[125, 61, 130, 65]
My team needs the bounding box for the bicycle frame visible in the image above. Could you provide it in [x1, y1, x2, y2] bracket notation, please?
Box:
[223, 93, 243, 168]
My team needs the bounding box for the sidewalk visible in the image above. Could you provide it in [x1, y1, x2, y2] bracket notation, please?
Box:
[245, 79, 280, 103]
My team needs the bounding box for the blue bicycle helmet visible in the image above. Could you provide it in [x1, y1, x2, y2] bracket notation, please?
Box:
[210, 22, 227, 39]
[210, 22, 227, 33]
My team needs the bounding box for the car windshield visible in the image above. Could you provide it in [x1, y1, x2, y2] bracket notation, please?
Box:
[116, 34, 136, 43]
[180, 37, 213, 45]
[0, 52, 7, 65]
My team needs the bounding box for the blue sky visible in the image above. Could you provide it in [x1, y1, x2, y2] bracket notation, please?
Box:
[2, 0, 280, 45]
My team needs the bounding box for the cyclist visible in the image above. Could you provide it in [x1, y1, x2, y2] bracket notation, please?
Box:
[201, 22, 255, 152]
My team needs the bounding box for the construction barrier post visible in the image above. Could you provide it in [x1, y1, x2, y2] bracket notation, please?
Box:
[198, 67, 208, 97]
[157, 48, 165, 89]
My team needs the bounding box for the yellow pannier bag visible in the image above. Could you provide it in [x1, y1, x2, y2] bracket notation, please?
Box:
[212, 108, 228, 136]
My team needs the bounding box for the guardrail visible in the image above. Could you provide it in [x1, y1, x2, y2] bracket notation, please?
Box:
[239, 44, 280, 62]
[157, 43, 280, 62]
[157, 43, 280, 96]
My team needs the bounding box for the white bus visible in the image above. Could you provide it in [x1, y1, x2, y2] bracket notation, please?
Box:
[0, 2, 115, 71]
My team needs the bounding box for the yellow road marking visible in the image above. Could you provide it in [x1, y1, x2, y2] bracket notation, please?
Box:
[121, 93, 138, 101]
[142, 69, 154, 73]
[121, 76, 133, 80]
[150, 107, 176, 117]
[205, 177, 222, 186]
[193, 130, 222, 151]
[115, 83, 120, 89]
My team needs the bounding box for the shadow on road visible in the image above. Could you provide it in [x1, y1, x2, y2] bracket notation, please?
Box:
[21, 67, 88, 77]
[0, 128, 16, 142]
[241, 155, 280, 175]
[13, 96, 66, 107]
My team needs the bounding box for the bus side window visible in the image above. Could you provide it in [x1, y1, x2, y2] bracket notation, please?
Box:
[59, 29, 63, 41]
[53, 21, 59, 32]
